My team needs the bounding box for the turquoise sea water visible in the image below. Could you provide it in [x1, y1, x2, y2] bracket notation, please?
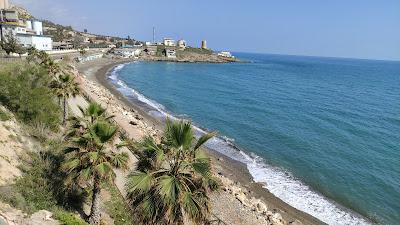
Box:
[109, 53, 400, 225]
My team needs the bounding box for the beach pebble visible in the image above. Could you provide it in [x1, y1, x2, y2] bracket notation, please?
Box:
[289, 220, 303, 225]
[256, 202, 268, 214]
[235, 193, 247, 204]
[271, 213, 285, 225]
[129, 121, 137, 126]
[266, 211, 273, 217]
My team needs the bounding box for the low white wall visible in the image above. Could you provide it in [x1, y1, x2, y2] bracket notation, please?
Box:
[46, 49, 78, 55]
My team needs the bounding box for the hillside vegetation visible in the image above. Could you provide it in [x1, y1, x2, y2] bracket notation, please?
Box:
[0, 56, 131, 225]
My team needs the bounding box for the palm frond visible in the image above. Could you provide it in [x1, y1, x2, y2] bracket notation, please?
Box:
[194, 132, 217, 151]
[126, 171, 153, 195]
[165, 119, 194, 150]
[191, 157, 212, 178]
[92, 121, 118, 144]
[60, 158, 80, 173]
[95, 162, 115, 180]
[111, 152, 129, 169]
[157, 175, 181, 205]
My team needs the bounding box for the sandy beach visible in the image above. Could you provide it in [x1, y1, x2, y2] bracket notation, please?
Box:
[74, 58, 326, 225]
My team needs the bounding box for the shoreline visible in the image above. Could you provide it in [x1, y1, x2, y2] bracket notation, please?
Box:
[76, 58, 326, 225]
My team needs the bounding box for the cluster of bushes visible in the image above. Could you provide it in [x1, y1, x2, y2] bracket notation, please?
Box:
[0, 55, 135, 225]
[0, 56, 89, 224]
[183, 47, 213, 55]
[0, 51, 221, 225]
[0, 63, 61, 131]
[0, 146, 87, 225]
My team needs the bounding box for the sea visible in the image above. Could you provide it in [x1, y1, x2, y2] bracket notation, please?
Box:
[108, 53, 400, 225]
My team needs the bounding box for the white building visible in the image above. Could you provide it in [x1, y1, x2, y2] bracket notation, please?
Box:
[114, 49, 142, 58]
[165, 49, 176, 58]
[0, 7, 53, 51]
[177, 39, 186, 49]
[16, 33, 52, 51]
[163, 38, 176, 47]
[0, 0, 9, 10]
[77, 53, 104, 63]
[15, 20, 51, 51]
[0, 9, 21, 40]
[218, 51, 234, 58]
[31, 20, 43, 35]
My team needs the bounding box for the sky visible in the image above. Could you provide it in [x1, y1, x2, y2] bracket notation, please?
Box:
[11, 0, 400, 61]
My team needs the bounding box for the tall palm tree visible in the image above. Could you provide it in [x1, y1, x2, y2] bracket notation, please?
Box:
[50, 73, 80, 125]
[27, 49, 62, 78]
[62, 120, 129, 225]
[126, 120, 219, 225]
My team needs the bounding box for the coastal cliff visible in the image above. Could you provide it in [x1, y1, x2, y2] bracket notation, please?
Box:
[139, 46, 239, 63]
[140, 52, 238, 63]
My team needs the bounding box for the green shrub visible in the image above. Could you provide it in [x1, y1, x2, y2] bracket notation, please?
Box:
[0, 185, 27, 210]
[0, 150, 85, 214]
[0, 108, 11, 121]
[183, 47, 213, 55]
[0, 62, 61, 131]
[54, 211, 88, 225]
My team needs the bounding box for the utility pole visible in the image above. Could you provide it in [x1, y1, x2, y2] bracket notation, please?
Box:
[152, 27, 155, 44]
[0, 10, 3, 41]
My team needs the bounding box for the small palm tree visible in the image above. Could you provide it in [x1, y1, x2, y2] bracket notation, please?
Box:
[62, 120, 129, 225]
[78, 102, 114, 124]
[50, 73, 80, 125]
[67, 102, 114, 138]
[46, 59, 61, 77]
[79, 47, 87, 57]
[126, 120, 219, 225]
[27, 49, 59, 75]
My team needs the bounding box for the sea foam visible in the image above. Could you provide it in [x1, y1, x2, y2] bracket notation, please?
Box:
[107, 64, 374, 225]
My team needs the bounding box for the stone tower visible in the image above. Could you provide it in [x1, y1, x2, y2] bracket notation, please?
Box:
[0, 0, 9, 9]
[201, 40, 207, 49]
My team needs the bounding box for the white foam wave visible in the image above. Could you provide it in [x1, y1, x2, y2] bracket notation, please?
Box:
[109, 63, 128, 80]
[246, 158, 372, 225]
[133, 89, 166, 112]
[108, 64, 374, 225]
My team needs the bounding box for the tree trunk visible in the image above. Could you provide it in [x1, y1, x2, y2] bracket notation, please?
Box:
[63, 97, 67, 125]
[88, 177, 102, 225]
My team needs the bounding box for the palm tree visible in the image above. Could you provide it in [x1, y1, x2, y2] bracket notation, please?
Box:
[50, 73, 80, 125]
[62, 120, 129, 225]
[45, 59, 61, 77]
[77, 102, 114, 124]
[27, 49, 62, 77]
[126, 120, 219, 225]
[79, 47, 87, 57]
[67, 102, 114, 138]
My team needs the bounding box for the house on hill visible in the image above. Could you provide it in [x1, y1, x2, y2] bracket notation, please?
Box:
[0, 0, 52, 51]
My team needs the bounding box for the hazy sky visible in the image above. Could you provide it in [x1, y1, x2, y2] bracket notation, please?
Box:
[12, 0, 400, 61]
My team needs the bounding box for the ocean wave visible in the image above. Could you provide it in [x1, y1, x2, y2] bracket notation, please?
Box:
[108, 64, 374, 225]
[109, 63, 128, 80]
